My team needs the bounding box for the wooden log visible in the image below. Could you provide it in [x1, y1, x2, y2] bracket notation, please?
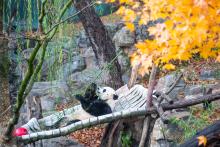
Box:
[180, 120, 220, 147]
[155, 91, 174, 104]
[152, 98, 168, 124]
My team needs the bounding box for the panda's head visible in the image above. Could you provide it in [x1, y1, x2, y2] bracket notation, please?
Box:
[96, 86, 119, 111]
[96, 86, 119, 101]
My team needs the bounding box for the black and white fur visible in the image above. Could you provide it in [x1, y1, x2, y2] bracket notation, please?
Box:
[96, 86, 119, 111]
[66, 83, 118, 123]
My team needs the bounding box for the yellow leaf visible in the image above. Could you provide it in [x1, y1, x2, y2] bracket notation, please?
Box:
[135, 42, 146, 50]
[138, 19, 145, 25]
[132, 2, 140, 9]
[163, 63, 175, 70]
[135, 42, 152, 55]
[123, 9, 136, 22]
[217, 54, 220, 62]
[197, 136, 207, 146]
[116, 6, 126, 15]
[125, 22, 135, 32]
[178, 51, 191, 61]
[106, 0, 115, 2]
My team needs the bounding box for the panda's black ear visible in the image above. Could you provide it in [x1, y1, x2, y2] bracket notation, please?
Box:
[113, 94, 118, 100]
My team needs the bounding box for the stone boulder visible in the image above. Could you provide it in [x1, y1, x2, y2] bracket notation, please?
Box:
[113, 27, 135, 48]
[155, 73, 186, 100]
[81, 47, 98, 69]
[151, 111, 190, 147]
[68, 68, 107, 94]
[80, 46, 130, 84]
[27, 81, 71, 116]
[57, 56, 86, 80]
[76, 23, 123, 48]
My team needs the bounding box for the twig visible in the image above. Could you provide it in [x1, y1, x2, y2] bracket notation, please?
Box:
[2, 24, 44, 41]
[0, 106, 11, 117]
[154, 72, 183, 104]
[165, 72, 183, 95]
[82, 50, 123, 95]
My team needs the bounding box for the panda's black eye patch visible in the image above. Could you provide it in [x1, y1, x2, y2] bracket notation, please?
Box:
[103, 89, 106, 92]
[113, 94, 118, 100]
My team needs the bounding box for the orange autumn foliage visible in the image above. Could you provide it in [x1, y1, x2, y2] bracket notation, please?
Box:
[197, 135, 207, 146]
[106, 0, 220, 75]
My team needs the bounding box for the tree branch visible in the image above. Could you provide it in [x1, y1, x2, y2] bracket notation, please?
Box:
[139, 64, 158, 147]
[3, 42, 42, 141]
[165, 72, 183, 95]
[18, 92, 220, 143]
[23, 41, 48, 98]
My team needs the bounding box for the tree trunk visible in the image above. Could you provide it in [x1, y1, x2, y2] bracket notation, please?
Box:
[0, 1, 11, 145]
[0, 0, 3, 33]
[0, 0, 10, 116]
[73, 0, 123, 89]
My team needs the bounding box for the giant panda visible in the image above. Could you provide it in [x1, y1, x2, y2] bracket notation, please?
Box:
[65, 83, 119, 124]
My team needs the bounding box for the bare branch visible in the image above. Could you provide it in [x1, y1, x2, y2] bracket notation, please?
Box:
[165, 72, 183, 95]
[139, 64, 158, 147]
[0, 106, 11, 117]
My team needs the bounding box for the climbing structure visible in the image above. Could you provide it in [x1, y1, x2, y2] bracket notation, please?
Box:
[16, 84, 150, 142]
